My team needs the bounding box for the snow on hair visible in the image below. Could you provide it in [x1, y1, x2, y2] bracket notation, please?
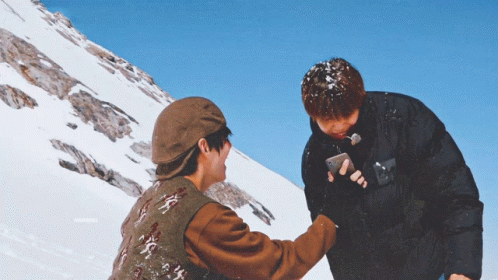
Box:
[301, 58, 365, 119]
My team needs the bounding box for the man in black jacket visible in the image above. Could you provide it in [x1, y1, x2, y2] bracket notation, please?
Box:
[301, 58, 483, 280]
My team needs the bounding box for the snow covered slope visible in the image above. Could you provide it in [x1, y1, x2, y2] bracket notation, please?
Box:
[0, 0, 331, 278]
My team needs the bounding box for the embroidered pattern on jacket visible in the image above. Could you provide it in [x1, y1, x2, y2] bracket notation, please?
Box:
[139, 222, 161, 259]
[117, 236, 132, 270]
[157, 187, 188, 214]
[135, 198, 153, 227]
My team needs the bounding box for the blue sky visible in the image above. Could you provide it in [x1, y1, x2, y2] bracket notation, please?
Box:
[43, 0, 497, 276]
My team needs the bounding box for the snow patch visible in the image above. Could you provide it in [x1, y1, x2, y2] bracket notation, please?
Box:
[39, 58, 52, 67]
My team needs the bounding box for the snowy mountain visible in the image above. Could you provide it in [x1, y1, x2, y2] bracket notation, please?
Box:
[0, 0, 331, 278]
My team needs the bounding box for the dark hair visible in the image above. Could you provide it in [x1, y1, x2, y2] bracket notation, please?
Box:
[301, 58, 366, 120]
[156, 126, 232, 177]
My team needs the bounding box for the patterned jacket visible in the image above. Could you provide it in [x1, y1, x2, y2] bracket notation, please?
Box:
[110, 176, 337, 279]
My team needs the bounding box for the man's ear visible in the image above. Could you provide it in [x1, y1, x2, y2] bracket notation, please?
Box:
[197, 138, 210, 155]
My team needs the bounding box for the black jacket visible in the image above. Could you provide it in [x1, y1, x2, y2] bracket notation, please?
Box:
[302, 92, 483, 280]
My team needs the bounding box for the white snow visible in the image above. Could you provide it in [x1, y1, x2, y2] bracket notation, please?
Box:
[0, 0, 331, 279]
[39, 59, 52, 68]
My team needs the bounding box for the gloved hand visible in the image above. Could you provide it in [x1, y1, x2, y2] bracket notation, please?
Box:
[327, 159, 367, 188]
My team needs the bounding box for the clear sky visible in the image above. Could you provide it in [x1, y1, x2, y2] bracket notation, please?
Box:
[42, 0, 497, 276]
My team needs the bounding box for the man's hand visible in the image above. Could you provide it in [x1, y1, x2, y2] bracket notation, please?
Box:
[448, 274, 472, 280]
[327, 159, 367, 188]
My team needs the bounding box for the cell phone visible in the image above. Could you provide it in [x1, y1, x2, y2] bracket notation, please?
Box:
[325, 153, 356, 175]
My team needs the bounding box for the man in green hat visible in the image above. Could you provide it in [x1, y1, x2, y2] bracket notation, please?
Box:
[109, 96, 366, 280]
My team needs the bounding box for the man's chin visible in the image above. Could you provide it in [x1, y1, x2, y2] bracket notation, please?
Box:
[330, 133, 347, 140]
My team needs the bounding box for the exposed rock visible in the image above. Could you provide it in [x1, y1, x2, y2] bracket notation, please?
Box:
[0, 28, 140, 142]
[0, 28, 78, 99]
[98, 63, 116, 74]
[85, 44, 113, 62]
[146, 168, 156, 181]
[69, 90, 136, 142]
[55, 29, 79, 46]
[66, 123, 77, 129]
[130, 141, 152, 159]
[206, 181, 275, 225]
[117, 66, 140, 83]
[30, 0, 45, 8]
[40, 8, 86, 44]
[125, 64, 134, 72]
[84, 42, 173, 103]
[86, 44, 139, 84]
[50, 139, 144, 197]
[53, 12, 72, 28]
[248, 203, 272, 226]
[107, 55, 116, 63]
[1, 0, 25, 22]
[125, 154, 139, 164]
[0, 85, 38, 109]
[138, 86, 162, 104]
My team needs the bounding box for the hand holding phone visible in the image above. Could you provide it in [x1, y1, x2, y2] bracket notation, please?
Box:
[325, 153, 367, 188]
[325, 153, 356, 175]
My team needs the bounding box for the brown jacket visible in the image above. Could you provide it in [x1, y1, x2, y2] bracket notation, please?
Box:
[184, 202, 336, 279]
[110, 177, 336, 280]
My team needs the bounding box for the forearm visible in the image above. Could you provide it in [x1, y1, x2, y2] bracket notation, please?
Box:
[185, 203, 336, 280]
[270, 214, 336, 280]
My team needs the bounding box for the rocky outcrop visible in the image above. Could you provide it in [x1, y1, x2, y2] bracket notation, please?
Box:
[69, 90, 137, 142]
[53, 12, 72, 28]
[84, 43, 173, 104]
[206, 182, 275, 225]
[130, 142, 157, 181]
[130, 141, 152, 159]
[35, 4, 173, 105]
[0, 28, 79, 99]
[50, 139, 144, 197]
[0, 28, 141, 142]
[66, 123, 78, 130]
[137, 86, 163, 104]
[0, 85, 38, 109]
[41, 7, 86, 47]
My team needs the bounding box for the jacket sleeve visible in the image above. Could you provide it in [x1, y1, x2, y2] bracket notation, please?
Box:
[184, 203, 336, 280]
[405, 100, 483, 279]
